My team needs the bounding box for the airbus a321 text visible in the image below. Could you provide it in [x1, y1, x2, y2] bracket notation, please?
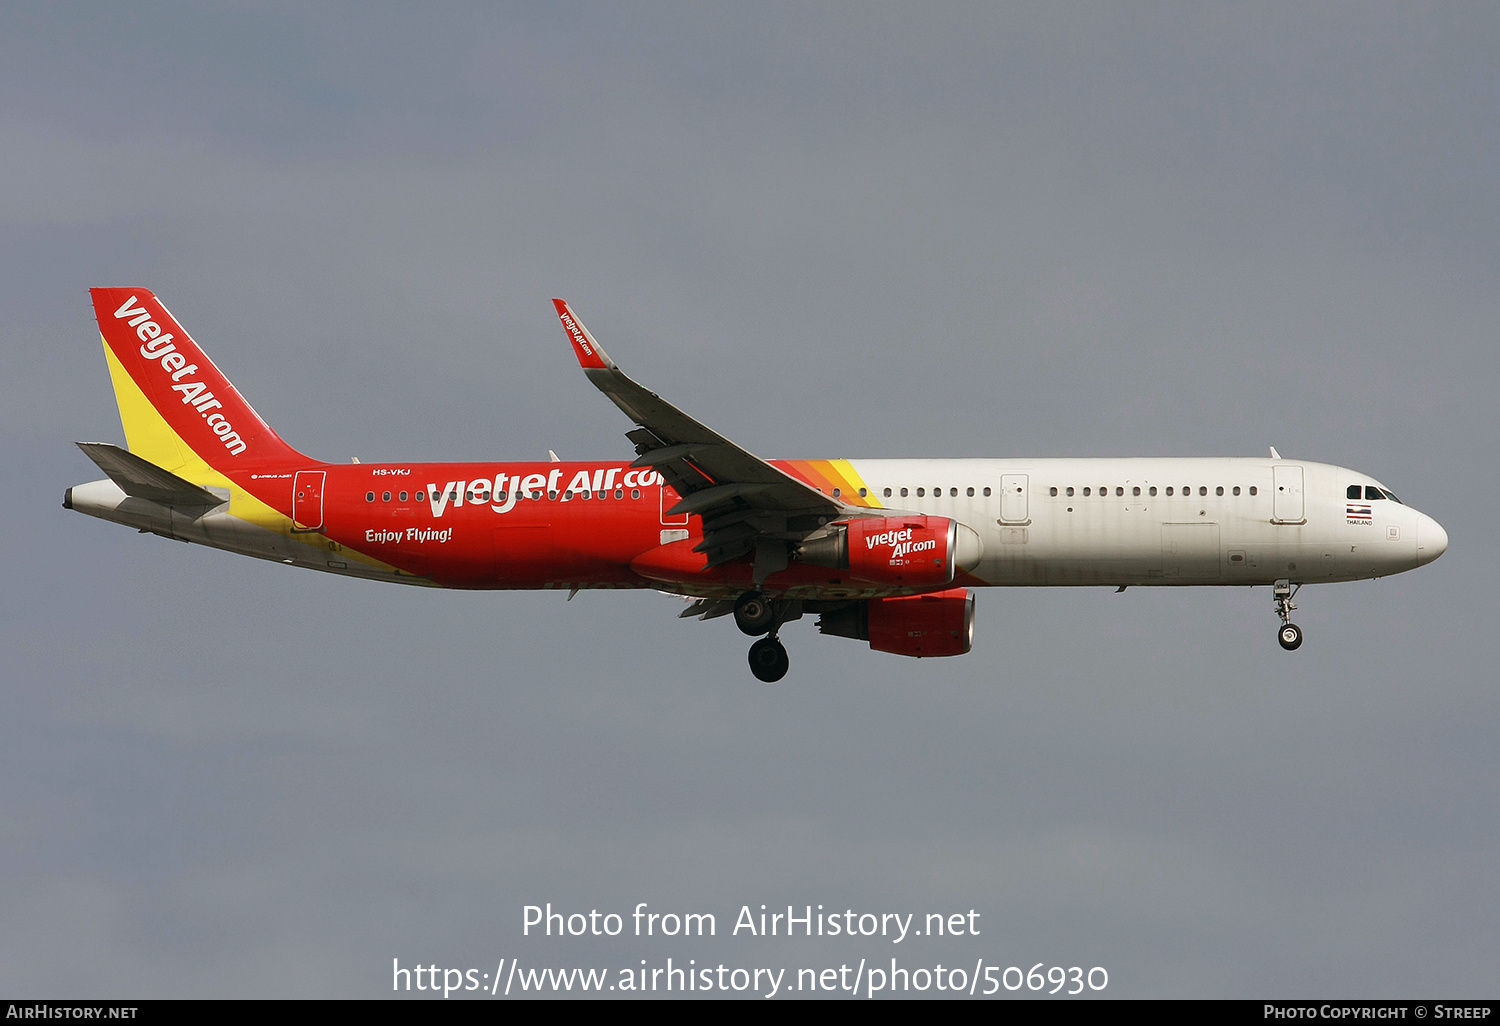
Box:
[68, 289, 1448, 681]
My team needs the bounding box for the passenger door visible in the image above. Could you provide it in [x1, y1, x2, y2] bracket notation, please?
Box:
[1272, 465, 1305, 524]
[292, 470, 325, 531]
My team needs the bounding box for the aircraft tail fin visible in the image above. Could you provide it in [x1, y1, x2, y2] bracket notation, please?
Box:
[89, 288, 312, 480]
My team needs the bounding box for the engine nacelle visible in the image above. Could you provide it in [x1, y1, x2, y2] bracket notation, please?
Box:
[817, 588, 975, 658]
[795, 515, 982, 588]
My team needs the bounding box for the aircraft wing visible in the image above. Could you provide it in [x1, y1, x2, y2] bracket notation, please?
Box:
[553, 299, 853, 569]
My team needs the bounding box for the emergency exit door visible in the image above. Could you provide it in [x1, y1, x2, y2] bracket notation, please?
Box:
[999, 474, 1029, 523]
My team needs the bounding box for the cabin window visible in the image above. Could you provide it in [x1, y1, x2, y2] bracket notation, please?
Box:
[967, 487, 975, 497]
[365, 492, 375, 502]
[416, 491, 424, 501]
[832, 488, 841, 498]
[614, 489, 623, 499]
[383, 491, 392, 502]
[1166, 487, 1173, 496]
[1066, 487, 1074, 497]
[1199, 486, 1208, 496]
[916, 488, 925, 497]
[400, 491, 408, 502]
[631, 489, 640, 499]
[1232, 486, 1240, 496]
[1082, 487, 1091, 496]
[496, 491, 507, 501]
[1216, 486, 1224, 496]
[950, 488, 958, 497]
[1115, 486, 1124, 497]
[1049, 487, 1058, 496]
[983, 487, 991, 496]
[859, 487, 868, 498]
[884, 488, 892, 498]
[1100, 486, 1108, 496]
[1149, 486, 1157, 496]
[1132, 486, 1141, 496]
[1249, 486, 1258, 496]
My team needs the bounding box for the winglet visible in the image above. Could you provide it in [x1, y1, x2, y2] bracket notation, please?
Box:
[552, 299, 614, 371]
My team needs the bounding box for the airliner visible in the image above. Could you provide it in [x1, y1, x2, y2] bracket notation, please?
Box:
[67, 289, 1448, 681]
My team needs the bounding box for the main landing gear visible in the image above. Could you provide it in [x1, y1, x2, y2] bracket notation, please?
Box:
[733, 592, 777, 636]
[737, 591, 791, 682]
[1274, 579, 1303, 651]
[748, 636, 790, 682]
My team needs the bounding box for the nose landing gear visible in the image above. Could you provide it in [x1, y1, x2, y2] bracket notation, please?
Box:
[1274, 579, 1303, 650]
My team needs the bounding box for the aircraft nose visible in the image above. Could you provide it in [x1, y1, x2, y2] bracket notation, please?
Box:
[1416, 513, 1448, 566]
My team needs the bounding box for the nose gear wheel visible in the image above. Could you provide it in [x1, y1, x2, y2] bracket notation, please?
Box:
[1273, 579, 1303, 651]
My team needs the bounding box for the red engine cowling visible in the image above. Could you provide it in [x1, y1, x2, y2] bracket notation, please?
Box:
[817, 588, 975, 658]
[797, 515, 970, 588]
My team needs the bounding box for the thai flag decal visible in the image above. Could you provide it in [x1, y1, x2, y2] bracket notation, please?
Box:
[1347, 503, 1373, 523]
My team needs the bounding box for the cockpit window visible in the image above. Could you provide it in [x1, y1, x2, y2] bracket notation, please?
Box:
[1365, 486, 1385, 501]
[1383, 489, 1402, 504]
[1348, 485, 1362, 500]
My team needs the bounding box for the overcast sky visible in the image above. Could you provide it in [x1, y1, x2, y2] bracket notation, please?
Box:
[3, 2, 1496, 999]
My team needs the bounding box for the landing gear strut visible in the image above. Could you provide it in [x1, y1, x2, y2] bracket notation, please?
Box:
[1274, 579, 1303, 651]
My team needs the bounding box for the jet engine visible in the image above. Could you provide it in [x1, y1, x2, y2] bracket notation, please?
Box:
[817, 588, 975, 657]
[795, 515, 982, 588]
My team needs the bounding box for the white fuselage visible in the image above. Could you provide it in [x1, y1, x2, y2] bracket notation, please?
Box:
[846, 458, 1446, 587]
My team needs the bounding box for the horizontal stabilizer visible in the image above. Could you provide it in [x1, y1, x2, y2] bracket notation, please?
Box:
[75, 442, 223, 508]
